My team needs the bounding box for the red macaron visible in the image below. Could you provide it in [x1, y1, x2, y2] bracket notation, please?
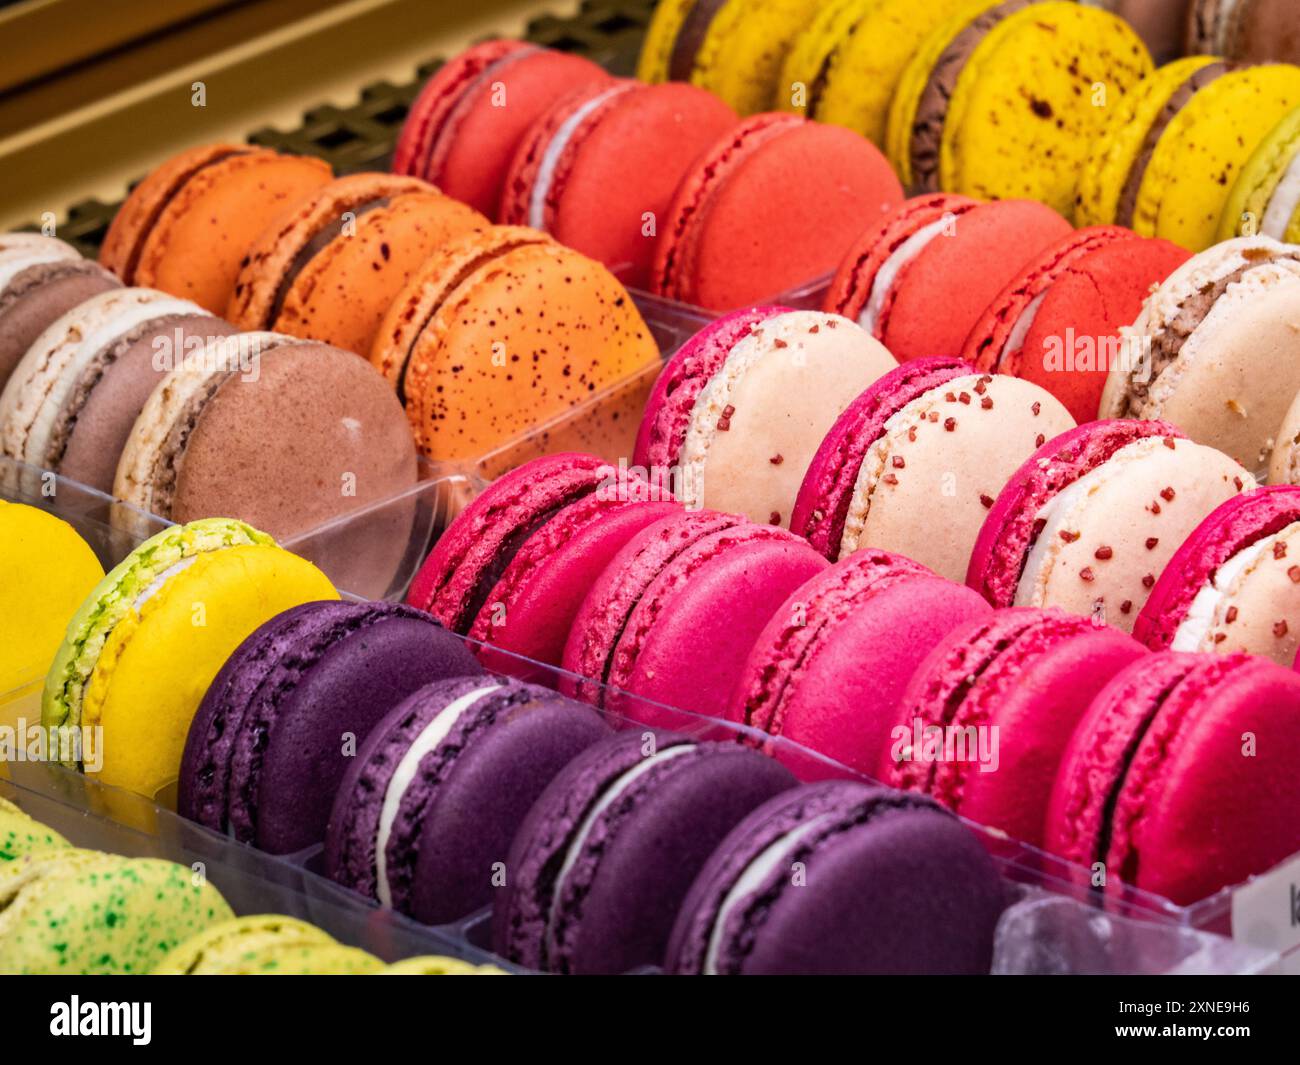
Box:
[962, 227, 1190, 423]
[651, 113, 904, 311]
[393, 41, 610, 218]
[501, 80, 737, 289]
[824, 196, 1072, 362]
[1046, 651, 1300, 905]
[884, 607, 1146, 848]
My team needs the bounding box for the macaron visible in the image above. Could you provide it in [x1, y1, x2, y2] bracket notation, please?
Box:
[0, 849, 233, 974]
[1220, 103, 1300, 241]
[968, 420, 1255, 632]
[372, 225, 659, 462]
[0, 233, 119, 390]
[637, 0, 825, 115]
[0, 798, 70, 862]
[824, 196, 1073, 363]
[1269, 388, 1300, 484]
[1134, 485, 1300, 664]
[1186, 0, 1300, 64]
[1099, 236, 1300, 472]
[501, 80, 736, 290]
[962, 226, 1191, 423]
[786, 0, 975, 146]
[730, 549, 991, 776]
[650, 113, 904, 311]
[152, 914, 337, 973]
[0, 287, 236, 494]
[882, 607, 1146, 847]
[665, 781, 1007, 975]
[179, 599, 482, 853]
[42, 518, 337, 796]
[227, 173, 486, 355]
[561, 510, 829, 725]
[114, 332, 416, 539]
[0, 504, 104, 695]
[634, 308, 897, 528]
[901, 1, 1152, 218]
[492, 730, 797, 974]
[1129, 64, 1300, 250]
[99, 143, 332, 313]
[1046, 651, 1300, 905]
[393, 40, 610, 217]
[790, 358, 1074, 580]
[324, 675, 610, 923]
[405, 453, 679, 676]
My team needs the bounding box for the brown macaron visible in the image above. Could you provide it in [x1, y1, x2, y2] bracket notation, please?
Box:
[227, 173, 486, 355]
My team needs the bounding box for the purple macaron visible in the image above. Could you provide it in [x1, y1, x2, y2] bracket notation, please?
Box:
[325, 674, 610, 924]
[665, 781, 1008, 975]
[178, 599, 482, 853]
[491, 730, 797, 974]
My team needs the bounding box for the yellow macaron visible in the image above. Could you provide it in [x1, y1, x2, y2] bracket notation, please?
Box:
[777, 0, 878, 116]
[1132, 64, 1300, 250]
[42, 517, 336, 797]
[1219, 103, 1300, 242]
[0, 503, 104, 696]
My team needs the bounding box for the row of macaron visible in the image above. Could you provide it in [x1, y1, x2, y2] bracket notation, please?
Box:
[639, 1, 1300, 244]
[640, 1, 1288, 120]
[1, 798, 502, 975]
[18, 522, 1007, 975]
[409, 449, 1300, 906]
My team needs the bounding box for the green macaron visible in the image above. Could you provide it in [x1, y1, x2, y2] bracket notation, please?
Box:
[1220, 103, 1300, 242]
[0, 797, 69, 862]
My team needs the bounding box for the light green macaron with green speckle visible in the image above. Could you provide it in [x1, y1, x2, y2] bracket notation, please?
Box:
[0, 848, 232, 974]
[152, 914, 336, 974]
[0, 797, 69, 862]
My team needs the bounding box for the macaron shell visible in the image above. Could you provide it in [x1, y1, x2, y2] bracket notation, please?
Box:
[165, 342, 416, 540]
[940, 3, 1152, 218]
[815, 0, 975, 147]
[224, 942, 383, 974]
[1014, 436, 1252, 631]
[655, 116, 904, 310]
[0, 800, 70, 861]
[1218, 102, 1300, 240]
[613, 526, 830, 725]
[1135, 65, 1300, 250]
[691, 0, 825, 114]
[0, 505, 104, 694]
[225, 172, 433, 329]
[681, 312, 897, 527]
[82, 543, 337, 796]
[1073, 55, 1218, 228]
[775, 0, 875, 117]
[399, 234, 657, 461]
[0, 263, 121, 390]
[748, 576, 991, 775]
[838, 374, 1074, 581]
[271, 191, 486, 355]
[880, 200, 1072, 362]
[151, 914, 335, 973]
[536, 83, 737, 290]
[132, 151, 333, 313]
[636, 0, 695, 82]
[1269, 388, 1300, 484]
[1007, 237, 1191, 423]
[1128, 268, 1300, 472]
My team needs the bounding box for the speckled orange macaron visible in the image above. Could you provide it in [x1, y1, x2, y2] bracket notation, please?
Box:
[100, 143, 332, 314]
[228, 173, 486, 355]
[373, 225, 660, 461]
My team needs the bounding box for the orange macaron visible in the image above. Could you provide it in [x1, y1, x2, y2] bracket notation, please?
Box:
[227, 172, 486, 355]
[100, 143, 332, 314]
[372, 225, 660, 462]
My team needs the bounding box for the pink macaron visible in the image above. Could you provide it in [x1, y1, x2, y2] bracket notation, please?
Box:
[1135, 485, 1300, 666]
[393, 40, 611, 217]
[561, 509, 829, 727]
[789, 356, 1073, 580]
[968, 420, 1255, 632]
[1046, 651, 1300, 905]
[882, 607, 1146, 848]
[633, 306, 897, 529]
[406, 453, 679, 678]
[729, 549, 991, 777]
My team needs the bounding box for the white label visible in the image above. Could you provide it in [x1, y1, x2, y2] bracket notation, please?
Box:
[1230, 853, 1300, 974]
